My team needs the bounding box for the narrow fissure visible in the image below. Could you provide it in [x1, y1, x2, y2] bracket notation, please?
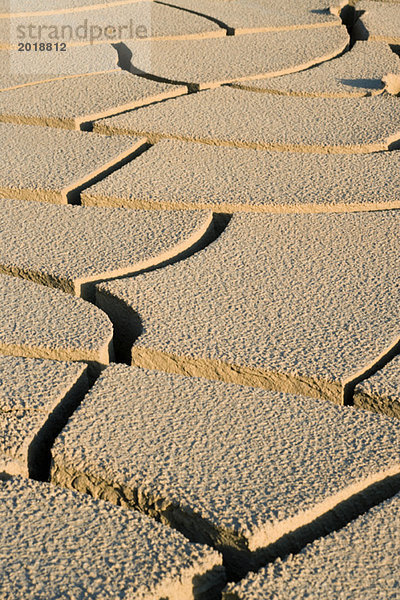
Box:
[65, 141, 152, 204]
[112, 41, 200, 91]
[28, 368, 91, 482]
[93, 213, 231, 363]
[154, 0, 234, 36]
[50, 462, 400, 593]
[343, 337, 400, 412]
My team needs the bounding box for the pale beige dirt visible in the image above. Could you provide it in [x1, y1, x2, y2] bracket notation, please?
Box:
[1, 0, 400, 597]
[51, 364, 400, 575]
[0, 476, 224, 600]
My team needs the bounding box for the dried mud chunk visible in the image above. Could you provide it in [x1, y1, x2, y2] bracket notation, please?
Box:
[224, 492, 400, 599]
[96, 212, 400, 405]
[95, 88, 400, 153]
[156, 0, 341, 33]
[0, 71, 185, 127]
[0, 274, 113, 368]
[124, 25, 349, 88]
[0, 476, 224, 600]
[0, 356, 87, 478]
[0, 123, 143, 203]
[354, 0, 400, 43]
[235, 41, 400, 97]
[51, 364, 400, 576]
[0, 198, 212, 298]
[82, 139, 400, 213]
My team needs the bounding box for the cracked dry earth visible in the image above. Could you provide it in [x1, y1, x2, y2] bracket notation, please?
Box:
[0, 1, 400, 599]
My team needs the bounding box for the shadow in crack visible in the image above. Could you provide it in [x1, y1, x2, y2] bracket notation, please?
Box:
[113, 40, 198, 91]
[154, 0, 234, 36]
[95, 289, 143, 364]
[112, 40, 133, 72]
[94, 213, 232, 364]
[390, 44, 400, 58]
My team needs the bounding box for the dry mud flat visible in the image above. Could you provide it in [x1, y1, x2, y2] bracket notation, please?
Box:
[0, 0, 400, 598]
[51, 365, 400, 578]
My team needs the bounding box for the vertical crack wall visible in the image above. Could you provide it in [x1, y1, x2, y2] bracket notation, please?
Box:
[344, 338, 400, 404]
[94, 213, 231, 362]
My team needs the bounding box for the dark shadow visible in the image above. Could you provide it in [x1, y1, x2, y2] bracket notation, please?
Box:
[28, 369, 90, 482]
[351, 11, 368, 46]
[390, 44, 400, 58]
[192, 566, 227, 600]
[310, 8, 330, 14]
[221, 472, 400, 580]
[154, 0, 234, 35]
[344, 340, 400, 406]
[95, 290, 143, 364]
[339, 77, 383, 90]
[112, 40, 133, 72]
[113, 40, 199, 92]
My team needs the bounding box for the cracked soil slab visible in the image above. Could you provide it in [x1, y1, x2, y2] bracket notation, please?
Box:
[0, 198, 213, 297]
[355, 0, 400, 43]
[235, 41, 400, 97]
[156, 0, 340, 34]
[96, 212, 400, 405]
[354, 355, 400, 418]
[0, 274, 113, 368]
[95, 87, 400, 153]
[0, 70, 185, 127]
[125, 25, 349, 88]
[0, 123, 145, 202]
[51, 364, 400, 576]
[223, 491, 400, 599]
[0, 476, 224, 600]
[4, 2, 223, 49]
[0, 45, 118, 90]
[82, 139, 400, 213]
[0, 356, 87, 478]
[3, 0, 149, 15]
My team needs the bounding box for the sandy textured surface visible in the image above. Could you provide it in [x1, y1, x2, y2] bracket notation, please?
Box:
[4, 2, 223, 48]
[3, 0, 149, 13]
[0, 70, 185, 127]
[0, 198, 212, 296]
[95, 88, 400, 153]
[0, 123, 143, 203]
[0, 275, 113, 367]
[157, 0, 340, 33]
[235, 41, 400, 96]
[0, 356, 87, 477]
[0, 476, 224, 600]
[355, 0, 400, 42]
[224, 492, 400, 599]
[97, 212, 400, 404]
[354, 355, 400, 418]
[125, 26, 349, 88]
[1, 0, 399, 596]
[82, 139, 400, 212]
[0, 123, 145, 204]
[51, 364, 400, 574]
[0, 45, 118, 90]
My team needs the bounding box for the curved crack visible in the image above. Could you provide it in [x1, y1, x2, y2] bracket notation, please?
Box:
[343, 337, 400, 412]
[95, 213, 231, 363]
[112, 41, 198, 91]
[154, 0, 234, 36]
[65, 139, 151, 204]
